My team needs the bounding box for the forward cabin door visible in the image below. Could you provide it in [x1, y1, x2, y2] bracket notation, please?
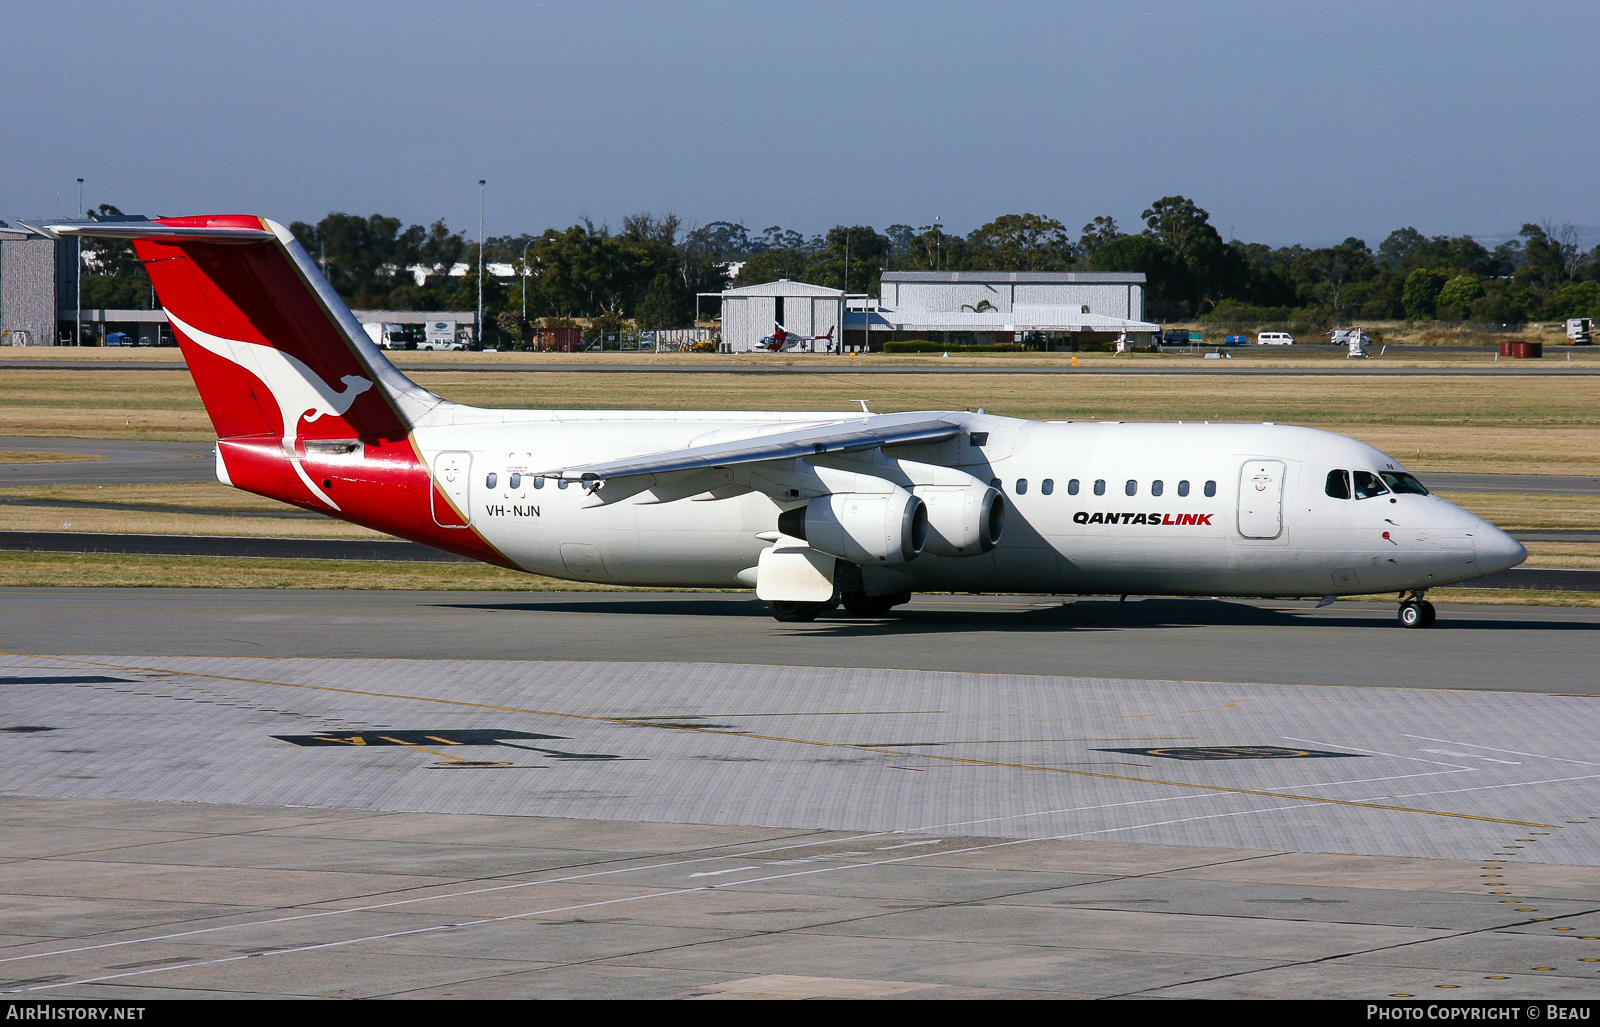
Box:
[432, 451, 473, 527]
[1237, 460, 1285, 539]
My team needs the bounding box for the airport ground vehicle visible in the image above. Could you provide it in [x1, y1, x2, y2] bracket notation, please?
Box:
[38, 214, 1526, 627]
[1569, 318, 1593, 345]
[1257, 332, 1295, 345]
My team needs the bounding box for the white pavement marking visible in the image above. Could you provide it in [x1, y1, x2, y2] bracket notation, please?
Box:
[1281, 735, 1478, 770]
[1403, 734, 1600, 768]
[1420, 749, 1522, 765]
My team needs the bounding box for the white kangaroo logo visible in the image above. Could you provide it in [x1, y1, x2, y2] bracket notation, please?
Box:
[167, 312, 373, 510]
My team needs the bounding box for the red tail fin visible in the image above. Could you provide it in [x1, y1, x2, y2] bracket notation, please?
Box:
[48, 215, 510, 567]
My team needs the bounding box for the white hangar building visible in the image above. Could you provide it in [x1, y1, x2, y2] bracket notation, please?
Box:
[854, 271, 1156, 350]
[715, 270, 1156, 352]
[717, 279, 847, 353]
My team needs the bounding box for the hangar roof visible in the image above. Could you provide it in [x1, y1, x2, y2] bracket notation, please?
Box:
[720, 279, 844, 298]
[882, 271, 1145, 284]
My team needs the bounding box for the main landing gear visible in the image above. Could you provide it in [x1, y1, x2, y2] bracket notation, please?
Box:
[769, 600, 832, 622]
[1397, 591, 1436, 629]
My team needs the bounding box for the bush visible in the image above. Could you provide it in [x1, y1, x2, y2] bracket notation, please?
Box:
[1199, 301, 1293, 323]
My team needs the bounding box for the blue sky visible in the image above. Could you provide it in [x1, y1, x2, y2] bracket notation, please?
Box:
[4, 0, 1596, 247]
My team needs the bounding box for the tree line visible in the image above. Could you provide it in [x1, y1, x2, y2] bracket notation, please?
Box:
[77, 199, 1600, 343]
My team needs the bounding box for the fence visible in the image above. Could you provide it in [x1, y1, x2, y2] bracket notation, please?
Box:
[651, 328, 719, 352]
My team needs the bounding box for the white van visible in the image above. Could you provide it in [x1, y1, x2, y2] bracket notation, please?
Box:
[1256, 332, 1295, 346]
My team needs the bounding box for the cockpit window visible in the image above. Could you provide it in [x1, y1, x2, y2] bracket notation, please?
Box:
[1352, 470, 1390, 499]
[1325, 469, 1351, 499]
[1379, 471, 1429, 496]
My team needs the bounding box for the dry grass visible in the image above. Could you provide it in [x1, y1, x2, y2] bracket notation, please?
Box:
[0, 369, 212, 440]
[0, 550, 622, 590]
[1521, 544, 1600, 569]
[3, 482, 307, 510]
[1353, 588, 1600, 608]
[0, 450, 102, 464]
[0, 483, 381, 537]
[5, 360, 1600, 470]
[1431, 491, 1600, 530]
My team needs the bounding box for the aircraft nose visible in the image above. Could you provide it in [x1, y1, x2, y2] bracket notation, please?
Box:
[1477, 524, 1527, 574]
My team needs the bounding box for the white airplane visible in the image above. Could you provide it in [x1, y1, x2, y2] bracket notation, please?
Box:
[44, 215, 1527, 627]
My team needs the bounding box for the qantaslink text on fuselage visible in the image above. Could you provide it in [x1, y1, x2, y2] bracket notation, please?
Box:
[1072, 512, 1217, 526]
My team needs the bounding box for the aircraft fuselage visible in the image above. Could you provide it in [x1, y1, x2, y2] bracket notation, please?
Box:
[395, 412, 1525, 598]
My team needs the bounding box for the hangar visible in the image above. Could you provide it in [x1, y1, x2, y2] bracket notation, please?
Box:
[853, 271, 1157, 350]
[716, 270, 1158, 352]
[716, 279, 850, 353]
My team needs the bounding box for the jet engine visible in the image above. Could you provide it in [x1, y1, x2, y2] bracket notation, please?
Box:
[916, 482, 1005, 556]
[778, 487, 927, 564]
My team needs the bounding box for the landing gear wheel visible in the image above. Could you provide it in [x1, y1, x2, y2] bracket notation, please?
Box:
[840, 591, 912, 617]
[770, 600, 828, 623]
[1398, 600, 1436, 629]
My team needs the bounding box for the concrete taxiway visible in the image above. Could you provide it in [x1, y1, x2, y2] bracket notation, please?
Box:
[3, 589, 1598, 692]
[0, 437, 214, 486]
[2, 593, 1598, 999]
[1, 637, 1599, 1000]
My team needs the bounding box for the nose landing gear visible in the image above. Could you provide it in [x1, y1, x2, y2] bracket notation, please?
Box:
[1397, 591, 1436, 629]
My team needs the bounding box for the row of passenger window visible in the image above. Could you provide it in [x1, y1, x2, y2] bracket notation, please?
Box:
[1006, 478, 1218, 498]
[1324, 469, 1429, 500]
[485, 472, 567, 490]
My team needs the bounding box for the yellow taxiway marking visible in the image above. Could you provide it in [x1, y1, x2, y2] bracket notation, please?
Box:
[9, 653, 1561, 830]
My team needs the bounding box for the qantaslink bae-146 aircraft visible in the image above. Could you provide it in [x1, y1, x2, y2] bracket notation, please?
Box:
[40, 214, 1526, 627]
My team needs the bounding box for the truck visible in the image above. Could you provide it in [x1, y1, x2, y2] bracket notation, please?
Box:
[1568, 318, 1593, 345]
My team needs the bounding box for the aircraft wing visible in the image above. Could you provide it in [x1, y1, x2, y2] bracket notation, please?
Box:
[541, 411, 963, 484]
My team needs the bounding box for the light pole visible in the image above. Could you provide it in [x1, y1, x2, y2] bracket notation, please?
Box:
[521, 238, 532, 322]
[477, 179, 485, 349]
[75, 178, 84, 347]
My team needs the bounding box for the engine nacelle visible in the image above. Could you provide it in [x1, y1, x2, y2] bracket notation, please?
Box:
[778, 488, 927, 565]
[917, 483, 1005, 556]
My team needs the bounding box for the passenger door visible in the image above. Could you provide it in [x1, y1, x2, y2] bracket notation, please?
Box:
[432, 451, 473, 527]
[1238, 460, 1285, 539]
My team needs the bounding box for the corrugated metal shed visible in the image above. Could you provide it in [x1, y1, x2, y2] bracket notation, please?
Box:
[719, 279, 845, 352]
[0, 227, 59, 347]
[880, 270, 1146, 322]
[847, 307, 1157, 334]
